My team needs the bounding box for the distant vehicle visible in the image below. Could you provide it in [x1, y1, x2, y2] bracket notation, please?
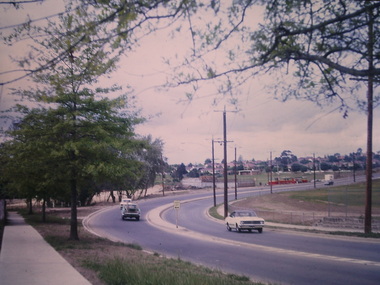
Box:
[120, 198, 132, 209]
[225, 210, 265, 233]
[324, 174, 334, 185]
[268, 177, 308, 185]
[121, 203, 141, 221]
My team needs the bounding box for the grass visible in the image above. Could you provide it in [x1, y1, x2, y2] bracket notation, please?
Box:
[83, 257, 255, 285]
[288, 180, 380, 207]
[209, 203, 224, 220]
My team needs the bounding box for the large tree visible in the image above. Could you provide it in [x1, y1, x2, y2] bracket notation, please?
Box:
[2, 6, 145, 240]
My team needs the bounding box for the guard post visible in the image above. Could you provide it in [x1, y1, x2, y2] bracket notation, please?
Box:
[173, 200, 180, 228]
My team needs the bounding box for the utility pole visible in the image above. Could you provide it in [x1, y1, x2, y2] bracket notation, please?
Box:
[352, 152, 356, 183]
[212, 138, 216, 207]
[223, 110, 228, 218]
[215, 108, 235, 218]
[313, 153, 316, 189]
[234, 146, 237, 200]
[161, 154, 165, 196]
[270, 151, 273, 194]
[212, 137, 223, 207]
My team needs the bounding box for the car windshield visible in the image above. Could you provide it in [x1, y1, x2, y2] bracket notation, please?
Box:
[236, 211, 257, 217]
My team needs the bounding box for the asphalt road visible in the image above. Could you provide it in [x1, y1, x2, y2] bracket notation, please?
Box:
[85, 180, 380, 285]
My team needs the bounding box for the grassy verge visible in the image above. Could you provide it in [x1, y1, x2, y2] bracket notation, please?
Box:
[19, 208, 267, 285]
[209, 203, 224, 220]
[84, 257, 255, 285]
[288, 180, 380, 207]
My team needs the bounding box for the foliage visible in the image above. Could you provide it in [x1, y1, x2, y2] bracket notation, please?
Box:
[169, 0, 379, 114]
[187, 167, 200, 178]
[133, 135, 165, 198]
[1, 5, 148, 239]
[0, 0, 199, 86]
[172, 163, 188, 181]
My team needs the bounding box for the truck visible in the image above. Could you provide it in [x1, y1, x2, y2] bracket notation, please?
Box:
[324, 174, 334, 185]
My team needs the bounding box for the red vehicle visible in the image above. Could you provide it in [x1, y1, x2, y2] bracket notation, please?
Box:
[268, 177, 308, 185]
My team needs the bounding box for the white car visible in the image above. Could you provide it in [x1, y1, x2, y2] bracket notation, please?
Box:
[225, 210, 265, 233]
[120, 198, 132, 209]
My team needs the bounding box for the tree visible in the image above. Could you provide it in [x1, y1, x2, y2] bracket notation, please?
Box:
[1, 108, 68, 220]
[299, 158, 310, 165]
[320, 162, 331, 171]
[134, 135, 165, 198]
[172, 163, 188, 181]
[3, 8, 145, 240]
[187, 168, 200, 178]
[291, 163, 302, 172]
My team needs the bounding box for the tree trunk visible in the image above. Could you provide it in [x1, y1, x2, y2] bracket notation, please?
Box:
[27, 197, 33, 215]
[69, 178, 79, 240]
[364, 5, 374, 234]
[110, 190, 115, 203]
[42, 197, 46, 223]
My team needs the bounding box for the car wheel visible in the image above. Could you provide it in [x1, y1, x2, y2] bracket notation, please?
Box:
[236, 224, 241, 232]
[258, 228, 263, 233]
[136, 217, 140, 221]
[226, 223, 232, 231]
[248, 229, 252, 233]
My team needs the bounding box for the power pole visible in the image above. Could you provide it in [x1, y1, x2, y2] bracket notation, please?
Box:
[215, 108, 235, 218]
[212, 138, 216, 207]
[352, 152, 356, 183]
[161, 154, 165, 196]
[270, 151, 273, 194]
[223, 110, 228, 218]
[234, 146, 237, 200]
[313, 153, 316, 189]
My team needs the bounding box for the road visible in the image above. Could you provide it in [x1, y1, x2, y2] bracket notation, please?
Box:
[85, 179, 380, 285]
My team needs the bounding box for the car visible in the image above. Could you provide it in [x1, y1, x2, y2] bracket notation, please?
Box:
[120, 198, 132, 209]
[121, 203, 141, 221]
[225, 210, 265, 233]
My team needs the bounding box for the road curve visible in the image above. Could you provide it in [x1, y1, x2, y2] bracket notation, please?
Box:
[85, 182, 380, 285]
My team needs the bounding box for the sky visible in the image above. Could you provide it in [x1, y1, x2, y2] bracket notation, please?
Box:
[0, 1, 379, 165]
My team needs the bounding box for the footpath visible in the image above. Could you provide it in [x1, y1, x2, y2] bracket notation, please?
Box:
[0, 212, 90, 285]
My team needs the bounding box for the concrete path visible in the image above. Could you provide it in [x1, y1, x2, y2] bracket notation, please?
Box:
[0, 212, 90, 285]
